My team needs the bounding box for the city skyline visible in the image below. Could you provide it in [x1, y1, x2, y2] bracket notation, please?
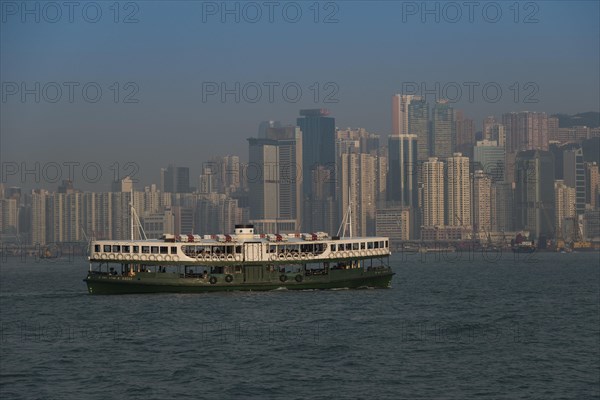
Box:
[2, 1, 599, 189]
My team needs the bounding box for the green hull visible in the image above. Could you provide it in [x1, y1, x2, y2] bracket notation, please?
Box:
[84, 268, 394, 295]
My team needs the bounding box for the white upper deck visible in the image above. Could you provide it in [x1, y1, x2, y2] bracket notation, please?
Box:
[90, 225, 390, 264]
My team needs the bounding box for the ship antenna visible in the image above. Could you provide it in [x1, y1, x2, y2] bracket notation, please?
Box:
[130, 186, 147, 240]
[336, 183, 353, 238]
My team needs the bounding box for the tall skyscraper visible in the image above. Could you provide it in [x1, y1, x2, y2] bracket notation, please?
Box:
[392, 94, 413, 136]
[431, 100, 455, 159]
[554, 180, 576, 238]
[387, 134, 418, 207]
[446, 153, 471, 227]
[248, 126, 303, 232]
[473, 170, 492, 233]
[161, 165, 191, 193]
[297, 109, 335, 231]
[455, 110, 475, 157]
[338, 152, 377, 236]
[491, 181, 514, 232]
[473, 140, 505, 182]
[515, 150, 555, 239]
[422, 157, 445, 227]
[502, 111, 549, 153]
[585, 162, 600, 209]
[408, 97, 430, 163]
[563, 147, 586, 215]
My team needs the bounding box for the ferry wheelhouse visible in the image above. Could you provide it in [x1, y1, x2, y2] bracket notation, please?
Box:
[84, 225, 394, 294]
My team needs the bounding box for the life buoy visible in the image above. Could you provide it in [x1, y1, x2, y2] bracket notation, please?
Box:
[285, 253, 292, 260]
[164, 255, 171, 262]
[269, 254, 277, 261]
[209, 276, 217, 285]
[360, 250, 366, 257]
[125, 254, 132, 261]
[293, 253, 300, 260]
[140, 254, 148, 261]
[172, 255, 179, 261]
[300, 253, 308, 260]
[219, 254, 226, 261]
[149, 255, 156, 261]
[227, 254, 234, 261]
[234, 254, 242, 262]
[225, 274, 233, 283]
[92, 253, 100, 260]
[278, 254, 285, 260]
[156, 255, 163, 262]
[367, 250, 373, 256]
[132, 254, 139, 261]
[108, 253, 115, 260]
[295, 274, 303, 283]
[101, 253, 108, 260]
[279, 274, 287, 282]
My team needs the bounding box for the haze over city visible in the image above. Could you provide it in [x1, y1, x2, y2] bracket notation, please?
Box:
[2, 1, 599, 190]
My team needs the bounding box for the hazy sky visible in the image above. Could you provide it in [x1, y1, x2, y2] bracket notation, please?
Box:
[1, 0, 599, 190]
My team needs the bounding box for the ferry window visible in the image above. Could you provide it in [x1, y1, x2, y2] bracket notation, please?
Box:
[171, 246, 177, 254]
[122, 245, 130, 253]
[226, 246, 233, 255]
[112, 245, 120, 253]
[133, 246, 139, 253]
[160, 246, 168, 254]
[94, 245, 100, 252]
[345, 243, 352, 251]
[360, 242, 365, 250]
[367, 242, 374, 249]
[236, 246, 242, 254]
[380, 241, 384, 248]
[331, 244, 336, 252]
[142, 246, 150, 253]
[385, 240, 388, 248]
[352, 243, 359, 250]
[151, 246, 159, 254]
[374, 242, 380, 249]
[103, 245, 111, 252]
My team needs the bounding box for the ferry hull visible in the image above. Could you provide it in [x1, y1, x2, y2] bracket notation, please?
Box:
[84, 269, 394, 295]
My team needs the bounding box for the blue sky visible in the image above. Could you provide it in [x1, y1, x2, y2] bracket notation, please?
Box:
[1, 0, 599, 190]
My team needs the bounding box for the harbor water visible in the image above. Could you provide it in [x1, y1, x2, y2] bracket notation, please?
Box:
[1, 251, 598, 399]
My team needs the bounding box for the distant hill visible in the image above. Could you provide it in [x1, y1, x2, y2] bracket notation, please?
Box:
[552, 112, 600, 128]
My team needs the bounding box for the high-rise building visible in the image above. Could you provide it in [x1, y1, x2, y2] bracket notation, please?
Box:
[338, 152, 377, 236]
[483, 116, 497, 140]
[473, 170, 491, 233]
[491, 181, 513, 232]
[387, 134, 418, 207]
[392, 94, 413, 136]
[248, 126, 303, 231]
[563, 147, 586, 215]
[514, 150, 555, 239]
[297, 109, 335, 196]
[473, 140, 505, 182]
[502, 111, 549, 153]
[297, 109, 335, 231]
[548, 116, 560, 142]
[446, 153, 471, 227]
[455, 111, 475, 157]
[161, 165, 191, 193]
[585, 162, 599, 209]
[554, 180, 576, 238]
[376, 206, 410, 246]
[407, 97, 430, 163]
[422, 157, 445, 228]
[431, 100, 455, 159]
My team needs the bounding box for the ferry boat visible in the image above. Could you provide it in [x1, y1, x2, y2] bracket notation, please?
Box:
[84, 225, 394, 294]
